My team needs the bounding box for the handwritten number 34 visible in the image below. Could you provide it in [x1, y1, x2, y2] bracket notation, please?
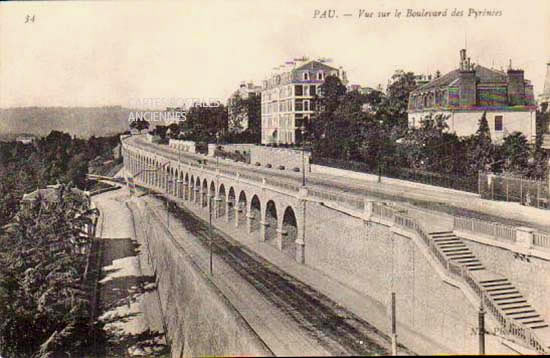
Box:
[25, 15, 35, 23]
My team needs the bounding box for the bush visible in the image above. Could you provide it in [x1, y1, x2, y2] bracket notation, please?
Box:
[292, 167, 300, 172]
[255, 162, 261, 166]
[266, 163, 272, 168]
[277, 165, 285, 170]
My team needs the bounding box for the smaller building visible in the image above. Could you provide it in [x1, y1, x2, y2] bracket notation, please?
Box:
[227, 81, 262, 133]
[408, 49, 537, 144]
[16, 135, 36, 144]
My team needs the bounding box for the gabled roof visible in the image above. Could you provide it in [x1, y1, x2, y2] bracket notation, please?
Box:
[415, 65, 508, 92]
[294, 59, 338, 72]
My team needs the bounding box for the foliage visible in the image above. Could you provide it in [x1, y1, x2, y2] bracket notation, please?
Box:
[0, 184, 99, 358]
[129, 118, 150, 133]
[500, 132, 531, 174]
[177, 104, 228, 143]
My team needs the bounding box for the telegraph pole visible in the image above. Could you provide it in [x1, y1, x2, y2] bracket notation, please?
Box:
[391, 292, 397, 356]
[479, 302, 486, 355]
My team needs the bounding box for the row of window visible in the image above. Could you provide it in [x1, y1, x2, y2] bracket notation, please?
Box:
[410, 115, 504, 131]
[262, 115, 310, 130]
[262, 99, 313, 114]
[262, 84, 319, 102]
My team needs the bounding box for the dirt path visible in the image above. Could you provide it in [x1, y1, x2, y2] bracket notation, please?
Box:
[93, 189, 169, 357]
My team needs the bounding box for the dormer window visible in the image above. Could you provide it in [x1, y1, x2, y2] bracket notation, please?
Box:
[303, 72, 310, 81]
[318, 72, 324, 80]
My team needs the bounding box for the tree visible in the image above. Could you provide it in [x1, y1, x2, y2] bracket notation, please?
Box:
[467, 112, 494, 174]
[500, 132, 530, 174]
[380, 70, 418, 130]
[310, 75, 347, 141]
[129, 119, 150, 133]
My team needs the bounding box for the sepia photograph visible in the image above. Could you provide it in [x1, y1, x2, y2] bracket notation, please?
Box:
[0, 0, 549, 356]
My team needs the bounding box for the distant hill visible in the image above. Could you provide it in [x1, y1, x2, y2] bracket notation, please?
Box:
[0, 106, 132, 139]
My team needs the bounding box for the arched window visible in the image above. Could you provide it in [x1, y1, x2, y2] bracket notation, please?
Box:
[303, 72, 309, 81]
[318, 72, 324, 80]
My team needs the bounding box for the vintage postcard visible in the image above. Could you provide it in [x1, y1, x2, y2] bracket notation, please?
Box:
[0, 0, 549, 356]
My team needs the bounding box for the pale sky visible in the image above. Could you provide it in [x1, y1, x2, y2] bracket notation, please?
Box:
[0, 0, 549, 109]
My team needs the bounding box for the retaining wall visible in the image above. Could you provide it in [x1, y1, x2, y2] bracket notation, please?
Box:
[128, 201, 272, 358]
[304, 201, 483, 353]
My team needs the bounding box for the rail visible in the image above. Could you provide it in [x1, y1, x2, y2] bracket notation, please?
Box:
[533, 232, 550, 249]
[453, 216, 516, 243]
[371, 202, 548, 353]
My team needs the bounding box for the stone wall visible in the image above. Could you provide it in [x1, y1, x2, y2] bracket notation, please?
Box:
[304, 201, 482, 353]
[128, 201, 272, 358]
[250, 146, 311, 171]
[462, 239, 550, 322]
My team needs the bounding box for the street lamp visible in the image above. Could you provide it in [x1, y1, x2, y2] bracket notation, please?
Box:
[300, 125, 307, 187]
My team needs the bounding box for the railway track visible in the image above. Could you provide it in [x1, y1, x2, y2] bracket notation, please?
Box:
[148, 195, 414, 356]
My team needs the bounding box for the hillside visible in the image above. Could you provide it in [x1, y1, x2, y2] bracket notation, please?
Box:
[0, 106, 132, 139]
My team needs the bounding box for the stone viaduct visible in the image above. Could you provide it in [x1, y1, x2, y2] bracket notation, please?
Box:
[120, 134, 550, 355]
[121, 136, 334, 264]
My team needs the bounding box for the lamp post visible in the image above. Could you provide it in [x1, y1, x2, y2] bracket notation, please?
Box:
[377, 120, 384, 184]
[300, 125, 307, 187]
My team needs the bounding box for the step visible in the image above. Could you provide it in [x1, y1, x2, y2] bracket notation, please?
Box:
[505, 309, 536, 316]
[486, 286, 516, 292]
[445, 253, 476, 260]
[430, 232, 454, 236]
[432, 237, 459, 241]
[442, 248, 470, 253]
[479, 278, 508, 284]
[501, 305, 531, 311]
[438, 244, 467, 248]
[468, 264, 483, 269]
[445, 251, 472, 255]
[489, 290, 520, 297]
[497, 299, 527, 306]
[433, 239, 460, 243]
[468, 267, 485, 271]
[436, 242, 467, 247]
[481, 281, 512, 288]
[493, 295, 523, 301]
[453, 258, 480, 263]
[513, 314, 541, 321]
[527, 323, 549, 329]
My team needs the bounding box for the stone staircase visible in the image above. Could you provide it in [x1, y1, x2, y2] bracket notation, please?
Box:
[431, 231, 485, 271]
[430, 231, 550, 345]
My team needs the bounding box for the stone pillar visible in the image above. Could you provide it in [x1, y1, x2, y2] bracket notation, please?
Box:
[260, 220, 268, 242]
[183, 184, 188, 201]
[213, 196, 221, 218]
[276, 228, 287, 251]
[195, 187, 200, 205]
[246, 213, 254, 234]
[516, 227, 534, 251]
[234, 206, 240, 227]
[295, 239, 305, 264]
[225, 201, 231, 223]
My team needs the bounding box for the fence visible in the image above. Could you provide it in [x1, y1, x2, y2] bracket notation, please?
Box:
[371, 202, 548, 353]
[312, 156, 478, 193]
[479, 172, 550, 209]
[453, 216, 517, 243]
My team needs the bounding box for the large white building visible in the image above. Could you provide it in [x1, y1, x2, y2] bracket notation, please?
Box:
[261, 58, 348, 144]
[408, 49, 537, 144]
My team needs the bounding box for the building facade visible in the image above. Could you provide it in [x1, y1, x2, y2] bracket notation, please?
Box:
[261, 58, 348, 144]
[540, 61, 550, 108]
[408, 49, 537, 144]
[227, 81, 262, 133]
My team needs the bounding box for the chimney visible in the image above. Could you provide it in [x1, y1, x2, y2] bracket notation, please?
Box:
[507, 67, 525, 106]
[459, 49, 476, 107]
[459, 49, 467, 70]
